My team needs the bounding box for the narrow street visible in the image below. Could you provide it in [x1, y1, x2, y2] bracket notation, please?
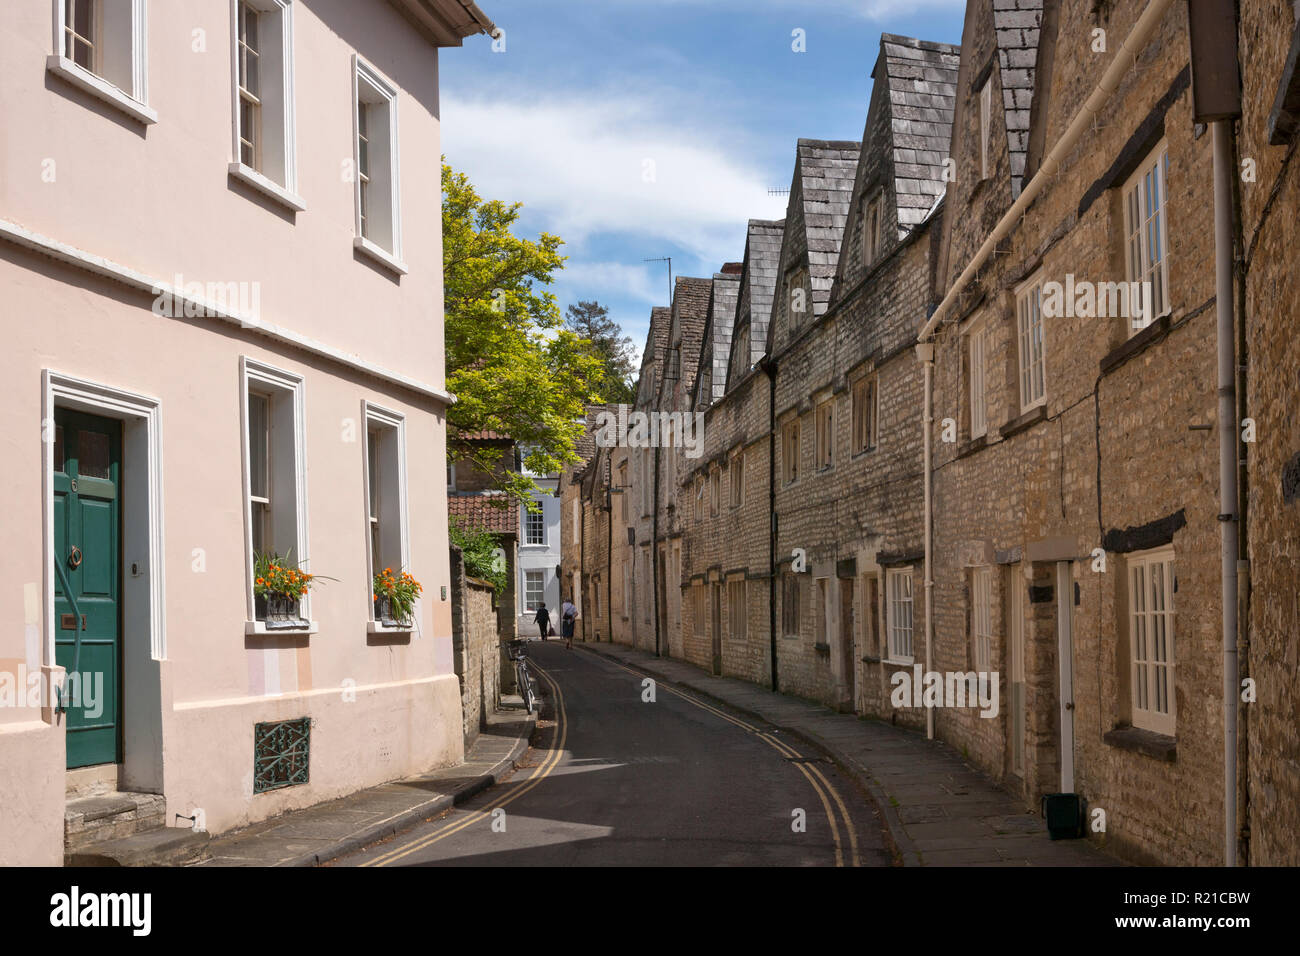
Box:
[333, 643, 891, 867]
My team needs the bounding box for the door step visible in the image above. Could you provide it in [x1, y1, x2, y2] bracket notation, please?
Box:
[65, 792, 167, 853]
[65, 827, 211, 867]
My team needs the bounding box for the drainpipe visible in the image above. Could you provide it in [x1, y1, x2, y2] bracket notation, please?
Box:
[917, 342, 935, 740]
[653, 443, 661, 656]
[761, 355, 779, 692]
[1212, 118, 1239, 867]
[606, 458, 613, 644]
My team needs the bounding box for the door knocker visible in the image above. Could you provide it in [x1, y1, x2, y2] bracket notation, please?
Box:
[68, 546, 83, 569]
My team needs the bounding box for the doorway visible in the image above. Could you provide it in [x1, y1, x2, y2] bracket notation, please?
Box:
[838, 576, 856, 712]
[53, 409, 123, 769]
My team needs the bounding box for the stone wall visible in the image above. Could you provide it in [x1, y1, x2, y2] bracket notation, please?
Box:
[450, 546, 501, 751]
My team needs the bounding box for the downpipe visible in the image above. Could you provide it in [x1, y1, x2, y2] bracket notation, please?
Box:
[1212, 118, 1239, 867]
[917, 342, 935, 740]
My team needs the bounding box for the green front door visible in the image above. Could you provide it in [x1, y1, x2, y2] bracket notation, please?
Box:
[53, 409, 122, 769]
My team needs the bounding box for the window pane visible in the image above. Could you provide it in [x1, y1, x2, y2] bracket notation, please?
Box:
[78, 430, 110, 479]
[54, 425, 66, 473]
[367, 431, 379, 519]
[249, 393, 269, 499]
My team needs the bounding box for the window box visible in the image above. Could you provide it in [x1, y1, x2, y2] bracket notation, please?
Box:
[373, 595, 412, 629]
[254, 592, 307, 628]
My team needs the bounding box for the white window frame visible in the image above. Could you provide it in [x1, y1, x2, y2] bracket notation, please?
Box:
[241, 357, 313, 634]
[782, 419, 800, 485]
[523, 505, 545, 546]
[815, 400, 834, 471]
[352, 55, 406, 274]
[852, 376, 878, 454]
[228, 0, 303, 211]
[48, 0, 156, 124]
[1122, 140, 1171, 333]
[523, 569, 545, 612]
[979, 78, 992, 181]
[1015, 274, 1047, 413]
[972, 566, 992, 672]
[363, 402, 411, 630]
[1129, 546, 1176, 736]
[969, 323, 988, 439]
[886, 567, 914, 664]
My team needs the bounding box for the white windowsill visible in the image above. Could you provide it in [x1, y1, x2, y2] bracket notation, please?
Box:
[46, 55, 157, 125]
[228, 163, 306, 212]
[884, 657, 915, 667]
[354, 236, 408, 276]
[367, 621, 412, 634]
[245, 620, 319, 636]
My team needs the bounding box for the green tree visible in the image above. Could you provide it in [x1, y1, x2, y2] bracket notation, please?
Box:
[443, 162, 605, 503]
[565, 300, 637, 404]
[448, 516, 507, 593]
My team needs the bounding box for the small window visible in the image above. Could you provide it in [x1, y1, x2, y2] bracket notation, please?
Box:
[730, 451, 744, 508]
[815, 578, 832, 645]
[524, 570, 545, 611]
[523, 506, 544, 546]
[784, 265, 809, 328]
[815, 400, 834, 471]
[852, 377, 877, 454]
[1129, 547, 1176, 736]
[886, 568, 914, 663]
[1016, 276, 1047, 412]
[728, 578, 747, 644]
[709, 467, 720, 516]
[242, 359, 309, 626]
[51, 0, 154, 122]
[618, 462, 628, 522]
[972, 566, 992, 672]
[969, 325, 988, 439]
[782, 571, 800, 638]
[782, 420, 800, 485]
[862, 193, 883, 265]
[364, 403, 410, 623]
[979, 78, 992, 181]
[1123, 142, 1171, 332]
[353, 56, 403, 267]
[447, 462, 456, 492]
[694, 476, 705, 521]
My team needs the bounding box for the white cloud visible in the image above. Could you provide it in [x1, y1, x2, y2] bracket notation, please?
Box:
[441, 92, 788, 267]
[573, 0, 965, 20]
[554, 261, 667, 307]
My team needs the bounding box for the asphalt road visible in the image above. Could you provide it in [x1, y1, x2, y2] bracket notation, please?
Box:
[334, 642, 892, 867]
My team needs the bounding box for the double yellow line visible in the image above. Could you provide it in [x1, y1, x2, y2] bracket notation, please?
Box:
[599, 655, 861, 867]
[363, 661, 568, 867]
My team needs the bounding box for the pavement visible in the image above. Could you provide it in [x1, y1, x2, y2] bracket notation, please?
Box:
[577, 640, 1118, 867]
[333, 641, 891, 866]
[195, 705, 535, 866]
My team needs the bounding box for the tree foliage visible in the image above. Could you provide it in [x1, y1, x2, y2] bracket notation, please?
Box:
[565, 300, 637, 404]
[443, 161, 606, 503]
[449, 516, 506, 593]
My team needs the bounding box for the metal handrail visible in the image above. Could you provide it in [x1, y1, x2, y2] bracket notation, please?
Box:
[52, 558, 83, 716]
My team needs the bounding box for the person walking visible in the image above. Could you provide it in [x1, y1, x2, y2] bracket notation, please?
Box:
[560, 597, 578, 650]
[533, 603, 552, 641]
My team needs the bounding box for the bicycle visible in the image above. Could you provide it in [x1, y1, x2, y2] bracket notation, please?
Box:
[506, 639, 539, 714]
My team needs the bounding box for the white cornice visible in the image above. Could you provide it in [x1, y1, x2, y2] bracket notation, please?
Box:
[0, 217, 455, 406]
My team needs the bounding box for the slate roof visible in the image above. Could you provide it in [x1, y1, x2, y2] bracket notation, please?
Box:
[991, 0, 1044, 196]
[664, 276, 712, 404]
[796, 139, 859, 316]
[705, 271, 740, 402]
[448, 494, 516, 535]
[878, 34, 961, 232]
[742, 219, 785, 361]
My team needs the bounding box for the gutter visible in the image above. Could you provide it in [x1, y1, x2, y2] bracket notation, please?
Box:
[760, 354, 779, 692]
[455, 0, 498, 37]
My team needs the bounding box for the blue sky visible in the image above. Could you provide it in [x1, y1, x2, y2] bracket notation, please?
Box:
[439, 0, 967, 362]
